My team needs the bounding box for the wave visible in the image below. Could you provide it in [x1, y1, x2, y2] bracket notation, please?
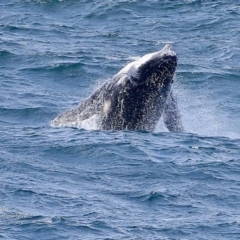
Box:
[0, 107, 52, 125]
[0, 50, 15, 57]
[20, 61, 86, 73]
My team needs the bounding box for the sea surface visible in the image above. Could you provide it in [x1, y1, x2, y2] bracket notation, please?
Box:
[0, 0, 240, 239]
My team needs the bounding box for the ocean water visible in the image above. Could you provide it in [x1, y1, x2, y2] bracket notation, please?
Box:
[0, 0, 240, 239]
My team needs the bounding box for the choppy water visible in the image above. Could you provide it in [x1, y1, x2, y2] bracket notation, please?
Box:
[1, 1, 240, 239]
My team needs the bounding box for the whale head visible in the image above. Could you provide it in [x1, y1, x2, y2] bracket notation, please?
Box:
[115, 44, 177, 89]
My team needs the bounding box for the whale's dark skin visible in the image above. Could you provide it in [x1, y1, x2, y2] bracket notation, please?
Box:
[52, 44, 183, 132]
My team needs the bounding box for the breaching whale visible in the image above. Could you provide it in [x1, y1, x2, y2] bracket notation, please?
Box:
[51, 44, 183, 132]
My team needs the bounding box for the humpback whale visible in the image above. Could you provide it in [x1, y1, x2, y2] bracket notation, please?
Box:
[51, 44, 183, 132]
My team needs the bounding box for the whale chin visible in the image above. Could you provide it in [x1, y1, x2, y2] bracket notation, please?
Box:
[52, 44, 183, 132]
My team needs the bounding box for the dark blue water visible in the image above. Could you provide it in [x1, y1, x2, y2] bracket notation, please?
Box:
[1, 1, 240, 239]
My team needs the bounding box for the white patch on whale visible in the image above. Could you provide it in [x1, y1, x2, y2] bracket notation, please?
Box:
[103, 100, 111, 114]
